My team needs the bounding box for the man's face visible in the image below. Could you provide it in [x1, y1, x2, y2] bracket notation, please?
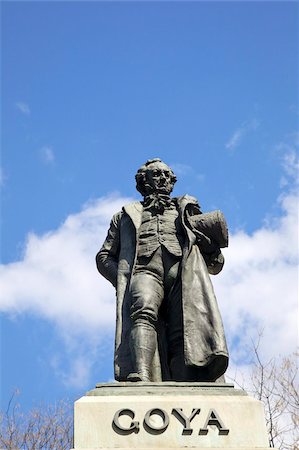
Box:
[146, 162, 174, 195]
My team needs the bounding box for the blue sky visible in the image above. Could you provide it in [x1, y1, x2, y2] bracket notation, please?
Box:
[1, 1, 298, 413]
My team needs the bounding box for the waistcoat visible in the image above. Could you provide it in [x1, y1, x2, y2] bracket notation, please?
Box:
[137, 202, 184, 258]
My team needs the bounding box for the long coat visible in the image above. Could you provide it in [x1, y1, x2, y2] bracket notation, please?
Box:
[96, 195, 229, 381]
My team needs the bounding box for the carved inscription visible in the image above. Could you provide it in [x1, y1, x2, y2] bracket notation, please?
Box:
[112, 407, 229, 436]
[144, 408, 169, 434]
[172, 408, 200, 435]
[112, 409, 139, 434]
[199, 409, 229, 435]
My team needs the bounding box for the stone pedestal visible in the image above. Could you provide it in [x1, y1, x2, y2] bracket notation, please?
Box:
[72, 382, 273, 449]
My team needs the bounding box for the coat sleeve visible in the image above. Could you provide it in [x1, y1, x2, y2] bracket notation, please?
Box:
[96, 211, 122, 287]
[185, 202, 225, 275]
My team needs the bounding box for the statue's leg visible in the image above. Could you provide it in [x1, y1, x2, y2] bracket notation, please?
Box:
[128, 323, 158, 382]
[129, 259, 164, 382]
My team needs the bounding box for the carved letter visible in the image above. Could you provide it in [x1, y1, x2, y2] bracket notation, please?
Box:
[112, 409, 139, 434]
[143, 408, 169, 434]
[172, 408, 200, 434]
[199, 409, 229, 435]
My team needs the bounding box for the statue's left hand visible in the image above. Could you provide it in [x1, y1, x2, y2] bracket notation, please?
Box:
[205, 250, 225, 275]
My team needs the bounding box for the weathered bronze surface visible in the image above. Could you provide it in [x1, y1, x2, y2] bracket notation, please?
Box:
[96, 158, 229, 382]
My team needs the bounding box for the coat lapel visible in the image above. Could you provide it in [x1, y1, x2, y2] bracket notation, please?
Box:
[123, 201, 143, 231]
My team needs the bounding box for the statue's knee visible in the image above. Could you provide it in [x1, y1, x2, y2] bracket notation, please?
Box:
[130, 306, 158, 326]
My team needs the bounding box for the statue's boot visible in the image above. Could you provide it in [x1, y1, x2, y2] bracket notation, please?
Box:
[128, 325, 156, 382]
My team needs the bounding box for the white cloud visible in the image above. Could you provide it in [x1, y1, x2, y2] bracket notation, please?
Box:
[225, 128, 243, 150]
[214, 187, 298, 367]
[0, 195, 132, 387]
[225, 118, 260, 151]
[0, 149, 298, 389]
[0, 195, 130, 330]
[40, 146, 55, 164]
[15, 101, 30, 115]
[215, 143, 298, 369]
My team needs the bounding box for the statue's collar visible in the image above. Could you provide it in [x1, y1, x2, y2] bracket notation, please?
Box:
[122, 195, 197, 229]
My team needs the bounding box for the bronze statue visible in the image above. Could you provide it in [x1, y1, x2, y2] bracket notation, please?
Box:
[96, 158, 229, 382]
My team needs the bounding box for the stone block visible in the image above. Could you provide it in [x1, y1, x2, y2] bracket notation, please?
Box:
[72, 382, 273, 449]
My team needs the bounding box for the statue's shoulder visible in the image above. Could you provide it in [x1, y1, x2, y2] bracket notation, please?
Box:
[176, 194, 198, 204]
[111, 201, 141, 223]
[175, 195, 200, 208]
[122, 201, 143, 217]
[110, 201, 143, 228]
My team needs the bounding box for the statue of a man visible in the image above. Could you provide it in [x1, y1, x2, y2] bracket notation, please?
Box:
[96, 158, 229, 382]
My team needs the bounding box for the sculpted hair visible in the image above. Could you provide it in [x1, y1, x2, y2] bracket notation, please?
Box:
[135, 158, 177, 196]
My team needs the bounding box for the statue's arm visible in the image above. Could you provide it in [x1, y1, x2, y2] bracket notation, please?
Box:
[185, 202, 225, 275]
[96, 211, 122, 288]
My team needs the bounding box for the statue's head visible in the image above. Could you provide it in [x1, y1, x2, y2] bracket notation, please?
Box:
[135, 158, 177, 196]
